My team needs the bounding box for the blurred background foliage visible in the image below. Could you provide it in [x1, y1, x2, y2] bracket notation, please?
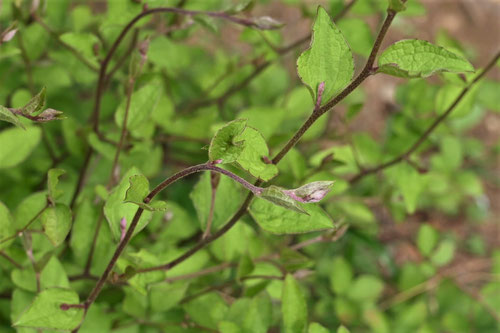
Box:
[0, 0, 499, 332]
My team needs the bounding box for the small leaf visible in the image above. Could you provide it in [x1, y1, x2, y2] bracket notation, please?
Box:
[283, 181, 334, 203]
[0, 126, 41, 169]
[124, 174, 167, 212]
[47, 169, 66, 204]
[309, 323, 329, 333]
[259, 185, 307, 214]
[337, 326, 350, 333]
[417, 224, 439, 257]
[36, 108, 65, 122]
[297, 6, 354, 105]
[209, 119, 247, 163]
[21, 87, 46, 116]
[236, 127, 278, 181]
[0, 105, 25, 128]
[253, 16, 284, 30]
[40, 204, 72, 247]
[282, 274, 307, 333]
[13, 288, 84, 330]
[388, 0, 406, 12]
[377, 39, 474, 78]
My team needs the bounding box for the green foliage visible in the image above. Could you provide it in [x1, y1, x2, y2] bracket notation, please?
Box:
[0, 0, 497, 332]
[297, 6, 353, 104]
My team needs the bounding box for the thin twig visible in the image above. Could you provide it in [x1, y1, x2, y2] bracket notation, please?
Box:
[349, 50, 500, 184]
[0, 251, 22, 269]
[0, 203, 48, 245]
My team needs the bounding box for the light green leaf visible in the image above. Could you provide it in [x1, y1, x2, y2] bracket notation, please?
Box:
[47, 169, 66, 203]
[20, 87, 46, 116]
[430, 240, 455, 266]
[237, 106, 286, 139]
[40, 204, 72, 247]
[308, 323, 329, 333]
[243, 293, 273, 333]
[259, 185, 307, 214]
[337, 18, 373, 57]
[124, 174, 167, 212]
[337, 326, 350, 333]
[13, 288, 84, 330]
[378, 39, 474, 78]
[149, 281, 189, 312]
[237, 254, 255, 281]
[190, 172, 244, 232]
[329, 257, 353, 295]
[0, 105, 24, 128]
[387, 162, 427, 214]
[183, 293, 229, 329]
[250, 197, 334, 234]
[0, 126, 41, 169]
[236, 127, 278, 181]
[115, 82, 161, 131]
[297, 6, 354, 104]
[388, 0, 406, 12]
[209, 119, 247, 163]
[104, 168, 153, 241]
[347, 275, 384, 302]
[282, 274, 308, 333]
[417, 224, 438, 257]
[0, 201, 15, 250]
[59, 32, 99, 66]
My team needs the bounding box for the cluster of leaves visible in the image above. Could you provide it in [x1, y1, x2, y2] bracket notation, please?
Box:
[0, 0, 499, 332]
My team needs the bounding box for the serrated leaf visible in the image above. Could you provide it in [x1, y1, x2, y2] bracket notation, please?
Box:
[0, 126, 41, 169]
[282, 274, 307, 333]
[209, 119, 247, 163]
[236, 127, 278, 181]
[249, 197, 334, 234]
[40, 204, 72, 247]
[20, 87, 46, 116]
[0, 105, 25, 128]
[124, 174, 167, 212]
[297, 6, 354, 105]
[13, 288, 83, 330]
[47, 168, 66, 203]
[259, 185, 307, 214]
[378, 39, 474, 78]
[0, 201, 15, 250]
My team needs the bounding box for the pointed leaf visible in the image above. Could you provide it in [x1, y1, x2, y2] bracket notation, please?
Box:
[209, 119, 247, 163]
[0, 105, 24, 128]
[13, 288, 83, 330]
[0, 201, 15, 250]
[237, 254, 255, 281]
[21, 87, 46, 116]
[124, 174, 167, 212]
[259, 185, 307, 214]
[309, 323, 329, 333]
[284, 181, 334, 203]
[282, 274, 307, 333]
[40, 204, 72, 247]
[250, 197, 334, 234]
[297, 6, 354, 104]
[378, 39, 474, 78]
[236, 127, 278, 181]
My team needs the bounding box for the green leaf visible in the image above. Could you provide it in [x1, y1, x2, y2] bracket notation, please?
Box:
[346, 275, 384, 302]
[417, 224, 438, 257]
[378, 39, 474, 78]
[149, 281, 189, 312]
[47, 169, 66, 203]
[190, 172, 245, 232]
[59, 32, 99, 66]
[124, 174, 167, 212]
[237, 254, 255, 281]
[183, 293, 229, 329]
[308, 323, 329, 333]
[0, 201, 15, 250]
[20, 87, 46, 116]
[282, 274, 308, 333]
[387, 162, 427, 214]
[236, 127, 278, 181]
[104, 168, 153, 241]
[430, 240, 455, 266]
[209, 119, 247, 163]
[297, 6, 354, 104]
[115, 82, 161, 131]
[388, 0, 406, 12]
[250, 196, 334, 234]
[13, 288, 84, 330]
[259, 185, 307, 214]
[40, 204, 72, 247]
[0, 126, 41, 169]
[329, 257, 353, 295]
[0, 105, 24, 128]
[337, 326, 350, 333]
